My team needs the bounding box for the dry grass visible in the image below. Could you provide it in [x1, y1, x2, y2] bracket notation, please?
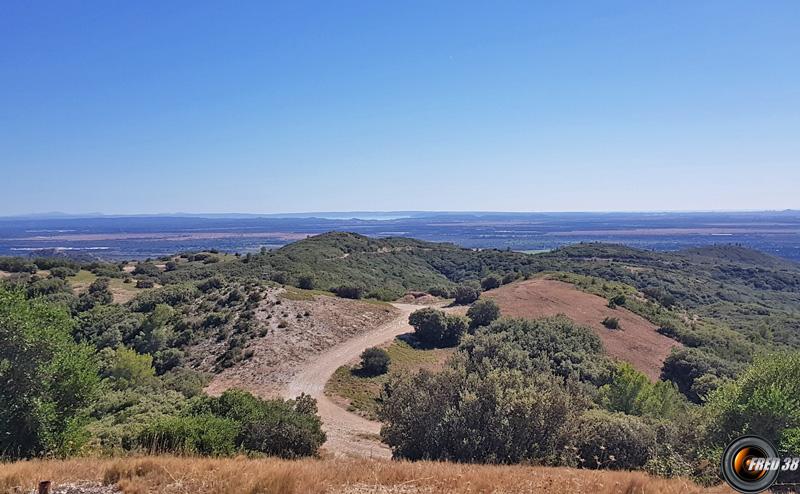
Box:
[0, 456, 733, 494]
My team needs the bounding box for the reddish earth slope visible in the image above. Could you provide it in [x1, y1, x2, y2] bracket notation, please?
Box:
[484, 279, 680, 380]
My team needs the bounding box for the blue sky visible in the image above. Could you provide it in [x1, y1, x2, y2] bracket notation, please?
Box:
[1, 1, 798, 215]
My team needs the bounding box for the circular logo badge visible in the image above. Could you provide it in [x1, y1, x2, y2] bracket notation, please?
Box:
[721, 435, 780, 493]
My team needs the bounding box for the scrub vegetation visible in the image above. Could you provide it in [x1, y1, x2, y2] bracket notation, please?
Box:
[2, 231, 800, 490]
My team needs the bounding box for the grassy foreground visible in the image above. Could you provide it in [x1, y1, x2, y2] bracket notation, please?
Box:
[0, 456, 733, 494]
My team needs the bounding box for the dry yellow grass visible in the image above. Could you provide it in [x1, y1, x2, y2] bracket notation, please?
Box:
[0, 456, 733, 494]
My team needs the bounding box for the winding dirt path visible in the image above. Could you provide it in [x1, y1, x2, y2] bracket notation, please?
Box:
[283, 303, 423, 459]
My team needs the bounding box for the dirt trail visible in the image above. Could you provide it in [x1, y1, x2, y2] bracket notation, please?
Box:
[283, 303, 423, 459]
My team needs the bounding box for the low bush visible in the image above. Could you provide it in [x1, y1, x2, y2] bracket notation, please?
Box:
[480, 274, 501, 291]
[571, 410, 655, 470]
[408, 308, 468, 346]
[297, 275, 315, 290]
[333, 285, 364, 299]
[138, 414, 239, 456]
[453, 285, 479, 305]
[602, 317, 620, 329]
[360, 347, 390, 375]
[466, 299, 501, 329]
[380, 367, 587, 463]
[188, 390, 326, 458]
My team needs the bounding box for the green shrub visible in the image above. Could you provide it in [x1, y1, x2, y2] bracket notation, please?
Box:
[501, 272, 519, 285]
[607, 294, 626, 308]
[705, 352, 800, 451]
[660, 347, 740, 403]
[453, 285, 479, 305]
[360, 347, 390, 375]
[601, 317, 620, 329]
[270, 271, 289, 284]
[198, 277, 224, 292]
[427, 286, 451, 298]
[133, 263, 160, 278]
[138, 414, 239, 455]
[333, 285, 364, 299]
[0, 288, 99, 458]
[480, 274, 501, 291]
[26, 278, 70, 298]
[572, 410, 656, 469]
[598, 362, 686, 420]
[460, 316, 608, 383]
[380, 367, 586, 463]
[189, 390, 325, 458]
[128, 284, 199, 312]
[100, 346, 157, 389]
[136, 279, 155, 289]
[297, 275, 315, 290]
[408, 308, 467, 346]
[50, 266, 78, 279]
[466, 299, 501, 329]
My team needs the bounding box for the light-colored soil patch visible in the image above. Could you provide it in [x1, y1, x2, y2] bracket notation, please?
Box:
[0, 457, 733, 494]
[67, 270, 98, 294]
[107, 279, 143, 304]
[484, 279, 680, 380]
[202, 292, 399, 399]
[396, 292, 443, 305]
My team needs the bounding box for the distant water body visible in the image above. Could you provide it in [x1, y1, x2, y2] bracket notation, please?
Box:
[1, 211, 799, 261]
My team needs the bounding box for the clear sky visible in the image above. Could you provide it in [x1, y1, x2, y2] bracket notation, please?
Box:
[1, 1, 798, 215]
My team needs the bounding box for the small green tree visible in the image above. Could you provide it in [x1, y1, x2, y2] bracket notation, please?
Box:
[334, 285, 364, 299]
[480, 274, 501, 291]
[409, 308, 467, 346]
[297, 275, 315, 290]
[0, 288, 99, 458]
[598, 362, 686, 420]
[466, 299, 501, 329]
[453, 285, 479, 305]
[501, 272, 519, 285]
[101, 346, 157, 389]
[705, 352, 800, 451]
[360, 347, 390, 375]
[133, 262, 160, 277]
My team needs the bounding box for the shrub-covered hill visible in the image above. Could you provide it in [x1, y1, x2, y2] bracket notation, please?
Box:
[204, 232, 800, 314]
[3, 231, 800, 405]
[214, 233, 800, 367]
[207, 232, 544, 299]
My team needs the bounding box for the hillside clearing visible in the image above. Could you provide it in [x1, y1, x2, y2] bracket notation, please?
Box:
[326, 338, 455, 420]
[0, 457, 733, 494]
[203, 290, 400, 399]
[484, 279, 681, 380]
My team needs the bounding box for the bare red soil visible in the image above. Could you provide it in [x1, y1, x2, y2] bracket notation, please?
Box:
[484, 279, 680, 380]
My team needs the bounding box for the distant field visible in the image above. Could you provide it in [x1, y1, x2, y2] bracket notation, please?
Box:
[1, 211, 799, 260]
[67, 269, 150, 303]
[0, 456, 733, 494]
